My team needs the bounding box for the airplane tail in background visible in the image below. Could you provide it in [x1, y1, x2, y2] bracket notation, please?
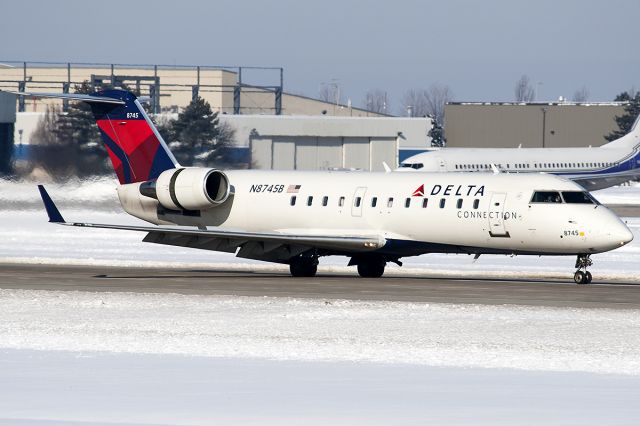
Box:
[602, 113, 640, 150]
[10, 90, 178, 184]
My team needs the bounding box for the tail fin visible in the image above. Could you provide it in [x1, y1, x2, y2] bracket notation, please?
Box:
[86, 90, 178, 184]
[8, 89, 178, 184]
[602, 113, 640, 150]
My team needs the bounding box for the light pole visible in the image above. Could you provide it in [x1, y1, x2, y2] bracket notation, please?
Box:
[541, 107, 547, 148]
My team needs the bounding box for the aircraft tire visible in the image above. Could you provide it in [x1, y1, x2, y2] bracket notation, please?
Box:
[585, 271, 593, 284]
[357, 259, 386, 278]
[574, 270, 586, 285]
[289, 258, 318, 277]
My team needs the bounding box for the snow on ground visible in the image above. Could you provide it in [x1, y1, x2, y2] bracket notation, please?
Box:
[593, 183, 640, 205]
[2, 349, 640, 426]
[1, 289, 640, 424]
[1, 288, 639, 375]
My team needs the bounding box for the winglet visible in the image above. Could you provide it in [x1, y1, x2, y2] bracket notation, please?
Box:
[37, 185, 65, 223]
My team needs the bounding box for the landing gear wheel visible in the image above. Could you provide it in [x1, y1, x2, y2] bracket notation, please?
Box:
[585, 271, 592, 284]
[289, 257, 318, 277]
[574, 254, 593, 285]
[357, 258, 386, 278]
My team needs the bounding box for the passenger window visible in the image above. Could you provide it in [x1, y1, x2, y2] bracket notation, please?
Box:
[405, 198, 411, 208]
[290, 195, 297, 206]
[307, 196, 313, 206]
[422, 199, 428, 208]
[473, 199, 479, 209]
[339, 196, 345, 207]
[439, 198, 446, 208]
[387, 197, 394, 208]
[562, 191, 598, 204]
[322, 196, 328, 206]
[456, 199, 463, 209]
[530, 191, 562, 203]
[355, 197, 361, 207]
[371, 197, 377, 208]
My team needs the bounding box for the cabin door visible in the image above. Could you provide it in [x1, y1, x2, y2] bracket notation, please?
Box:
[351, 187, 367, 217]
[488, 192, 510, 237]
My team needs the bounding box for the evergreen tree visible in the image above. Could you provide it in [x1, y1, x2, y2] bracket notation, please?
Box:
[166, 97, 220, 166]
[605, 91, 640, 141]
[428, 118, 446, 147]
[51, 81, 109, 176]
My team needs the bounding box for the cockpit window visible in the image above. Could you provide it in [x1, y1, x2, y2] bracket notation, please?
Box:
[561, 191, 599, 204]
[530, 191, 562, 203]
[400, 163, 424, 170]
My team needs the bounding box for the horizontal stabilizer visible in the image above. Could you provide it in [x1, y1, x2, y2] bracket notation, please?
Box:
[6, 91, 125, 105]
[37, 185, 65, 223]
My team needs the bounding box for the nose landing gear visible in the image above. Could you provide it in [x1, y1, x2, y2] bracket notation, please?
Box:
[574, 254, 593, 284]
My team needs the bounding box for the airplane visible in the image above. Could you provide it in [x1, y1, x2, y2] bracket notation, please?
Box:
[11, 89, 634, 284]
[397, 114, 640, 191]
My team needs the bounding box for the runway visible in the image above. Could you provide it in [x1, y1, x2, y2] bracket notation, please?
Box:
[1, 263, 639, 309]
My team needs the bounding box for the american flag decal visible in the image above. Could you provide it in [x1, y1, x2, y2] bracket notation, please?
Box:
[287, 184, 302, 193]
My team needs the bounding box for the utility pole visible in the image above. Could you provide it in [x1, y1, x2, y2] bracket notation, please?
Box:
[541, 107, 547, 148]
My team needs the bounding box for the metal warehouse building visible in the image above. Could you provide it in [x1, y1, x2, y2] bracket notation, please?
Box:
[222, 115, 431, 171]
[445, 102, 627, 148]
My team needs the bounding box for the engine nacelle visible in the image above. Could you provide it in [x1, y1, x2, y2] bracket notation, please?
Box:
[142, 167, 231, 211]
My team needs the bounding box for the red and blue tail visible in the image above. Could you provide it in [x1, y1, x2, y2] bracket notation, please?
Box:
[87, 90, 178, 184]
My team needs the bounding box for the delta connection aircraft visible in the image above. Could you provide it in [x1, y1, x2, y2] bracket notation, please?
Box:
[398, 114, 640, 191]
[12, 90, 634, 284]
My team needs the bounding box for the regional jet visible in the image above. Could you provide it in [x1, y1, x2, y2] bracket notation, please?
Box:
[398, 115, 640, 191]
[12, 90, 633, 284]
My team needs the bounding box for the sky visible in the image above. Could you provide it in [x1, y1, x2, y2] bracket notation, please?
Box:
[1, 0, 638, 113]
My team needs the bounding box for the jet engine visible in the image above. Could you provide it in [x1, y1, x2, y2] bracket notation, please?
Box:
[140, 168, 231, 211]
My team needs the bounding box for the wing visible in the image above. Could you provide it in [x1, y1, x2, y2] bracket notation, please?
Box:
[566, 170, 640, 191]
[38, 185, 385, 263]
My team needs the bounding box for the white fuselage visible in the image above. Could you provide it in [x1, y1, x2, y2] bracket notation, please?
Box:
[397, 124, 640, 190]
[116, 170, 632, 258]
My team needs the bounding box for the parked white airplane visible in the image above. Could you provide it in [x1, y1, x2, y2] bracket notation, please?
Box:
[398, 115, 640, 191]
[16, 90, 633, 284]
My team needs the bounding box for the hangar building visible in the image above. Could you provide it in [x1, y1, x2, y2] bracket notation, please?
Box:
[222, 115, 431, 171]
[445, 102, 627, 148]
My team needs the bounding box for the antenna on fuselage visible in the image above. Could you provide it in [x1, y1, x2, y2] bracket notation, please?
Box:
[382, 162, 392, 173]
[490, 164, 500, 174]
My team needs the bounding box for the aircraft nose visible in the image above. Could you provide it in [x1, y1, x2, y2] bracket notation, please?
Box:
[615, 224, 634, 247]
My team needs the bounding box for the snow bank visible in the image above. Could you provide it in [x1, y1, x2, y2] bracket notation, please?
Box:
[1, 289, 639, 375]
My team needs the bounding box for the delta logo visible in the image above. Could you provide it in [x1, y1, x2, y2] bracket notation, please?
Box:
[411, 183, 486, 197]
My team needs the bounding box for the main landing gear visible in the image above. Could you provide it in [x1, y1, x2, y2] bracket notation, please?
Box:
[289, 255, 318, 277]
[574, 254, 593, 285]
[350, 255, 390, 278]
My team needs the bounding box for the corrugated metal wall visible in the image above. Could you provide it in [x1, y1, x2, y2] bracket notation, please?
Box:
[445, 104, 626, 148]
[250, 137, 397, 171]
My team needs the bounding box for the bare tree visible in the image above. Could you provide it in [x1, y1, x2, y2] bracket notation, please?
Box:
[318, 82, 340, 104]
[400, 89, 426, 117]
[363, 89, 389, 114]
[423, 84, 453, 125]
[572, 85, 590, 103]
[400, 84, 453, 124]
[514, 75, 535, 102]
